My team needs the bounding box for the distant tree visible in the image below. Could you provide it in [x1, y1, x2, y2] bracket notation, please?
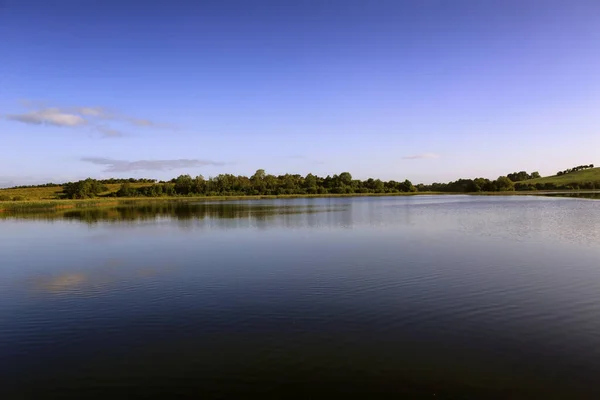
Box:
[507, 171, 534, 182]
[339, 172, 353, 186]
[174, 175, 193, 195]
[192, 175, 206, 194]
[304, 173, 318, 193]
[495, 176, 515, 191]
[531, 171, 541, 179]
[251, 169, 266, 181]
[117, 182, 135, 197]
[473, 178, 492, 192]
[399, 179, 416, 192]
[556, 164, 595, 176]
[373, 179, 385, 193]
[63, 178, 108, 199]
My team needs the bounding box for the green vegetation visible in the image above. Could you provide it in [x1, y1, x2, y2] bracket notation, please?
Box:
[1, 164, 598, 209]
[556, 164, 594, 176]
[0, 201, 349, 224]
[507, 171, 541, 182]
[515, 166, 600, 191]
[110, 171, 419, 198]
[419, 176, 516, 193]
[0, 193, 432, 213]
[63, 179, 109, 199]
[420, 165, 599, 193]
[0, 183, 152, 201]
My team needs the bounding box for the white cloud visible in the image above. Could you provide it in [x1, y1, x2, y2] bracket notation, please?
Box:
[130, 118, 153, 127]
[76, 107, 106, 117]
[7, 108, 87, 127]
[5, 101, 174, 135]
[81, 157, 226, 172]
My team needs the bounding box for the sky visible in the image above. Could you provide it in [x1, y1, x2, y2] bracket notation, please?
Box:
[1, 0, 600, 187]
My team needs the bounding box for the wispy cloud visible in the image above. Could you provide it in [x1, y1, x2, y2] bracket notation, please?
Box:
[6, 108, 87, 127]
[81, 157, 226, 172]
[5, 101, 174, 137]
[75, 107, 106, 117]
[96, 125, 125, 138]
[402, 153, 440, 160]
[129, 118, 154, 127]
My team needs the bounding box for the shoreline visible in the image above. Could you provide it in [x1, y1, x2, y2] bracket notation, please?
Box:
[0, 192, 436, 212]
[1, 190, 599, 212]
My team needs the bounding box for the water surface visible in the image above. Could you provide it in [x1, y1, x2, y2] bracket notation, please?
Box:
[2, 195, 600, 398]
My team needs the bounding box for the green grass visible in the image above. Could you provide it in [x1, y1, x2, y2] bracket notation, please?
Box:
[0, 185, 65, 201]
[0, 191, 446, 212]
[519, 168, 600, 185]
[0, 183, 153, 202]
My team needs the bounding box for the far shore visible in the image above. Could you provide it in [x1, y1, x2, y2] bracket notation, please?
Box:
[1, 190, 599, 213]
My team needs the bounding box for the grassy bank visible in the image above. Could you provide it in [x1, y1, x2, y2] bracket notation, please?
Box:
[0, 192, 443, 212]
[3, 187, 598, 213]
[472, 190, 600, 196]
[0, 183, 152, 201]
[518, 168, 600, 186]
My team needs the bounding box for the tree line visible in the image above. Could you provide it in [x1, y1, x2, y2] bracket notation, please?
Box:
[12, 164, 597, 200]
[63, 179, 109, 199]
[417, 176, 516, 193]
[506, 171, 541, 182]
[9, 178, 157, 190]
[114, 170, 419, 198]
[556, 164, 594, 176]
[61, 170, 530, 199]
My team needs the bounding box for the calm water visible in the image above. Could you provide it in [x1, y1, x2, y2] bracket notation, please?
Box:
[2, 195, 600, 399]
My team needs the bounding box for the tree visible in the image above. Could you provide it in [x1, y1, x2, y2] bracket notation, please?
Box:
[473, 178, 492, 192]
[174, 174, 193, 195]
[495, 176, 515, 191]
[192, 175, 206, 194]
[304, 173, 318, 192]
[531, 171, 541, 179]
[507, 171, 532, 182]
[63, 178, 108, 199]
[339, 172, 352, 186]
[400, 179, 416, 192]
[117, 182, 134, 197]
[251, 169, 266, 181]
[250, 169, 267, 193]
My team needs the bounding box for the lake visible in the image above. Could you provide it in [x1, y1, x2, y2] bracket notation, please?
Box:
[2, 195, 600, 398]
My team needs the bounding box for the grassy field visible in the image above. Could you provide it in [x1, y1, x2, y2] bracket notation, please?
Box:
[0, 183, 152, 201]
[519, 168, 600, 185]
[0, 191, 444, 212]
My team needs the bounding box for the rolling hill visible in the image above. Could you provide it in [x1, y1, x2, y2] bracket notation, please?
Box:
[0, 183, 152, 201]
[517, 167, 600, 189]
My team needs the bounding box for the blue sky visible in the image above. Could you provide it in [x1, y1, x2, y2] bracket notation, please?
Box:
[1, 0, 600, 186]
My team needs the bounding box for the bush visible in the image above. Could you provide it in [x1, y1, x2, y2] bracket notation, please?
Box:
[0, 195, 12, 201]
[63, 178, 108, 199]
[12, 196, 26, 201]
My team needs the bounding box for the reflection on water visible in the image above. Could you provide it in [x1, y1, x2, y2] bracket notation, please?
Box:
[34, 273, 87, 293]
[542, 192, 600, 200]
[2, 196, 600, 398]
[26, 259, 178, 297]
[0, 201, 347, 224]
